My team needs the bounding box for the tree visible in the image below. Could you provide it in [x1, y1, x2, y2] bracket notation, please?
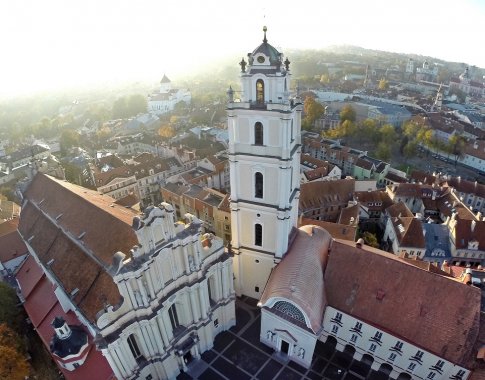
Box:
[59, 129, 80, 153]
[112, 97, 129, 119]
[340, 104, 356, 123]
[378, 78, 389, 90]
[127, 94, 148, 116]
[0, 324, 24, 353]
[0, 283, 21, 330]
[362, 231, 379, 248]
[403, 141, 418, 161]
[158, 125, 175, 139]
[375, 142, 391, 162]
[0, 345, 29, 380]
[380, 124, 397, 145]
[303, 96, 325, 130]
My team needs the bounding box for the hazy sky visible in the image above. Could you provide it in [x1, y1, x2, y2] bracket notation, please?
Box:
[1, 0, 484, 97]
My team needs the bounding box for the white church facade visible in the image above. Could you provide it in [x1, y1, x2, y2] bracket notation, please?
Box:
[18, 174, 235, 380]
[148, 74, 191, 115]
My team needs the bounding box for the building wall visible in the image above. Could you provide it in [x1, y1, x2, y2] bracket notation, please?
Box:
[321, 306, 469, 380]
[260, 307, 317, 368]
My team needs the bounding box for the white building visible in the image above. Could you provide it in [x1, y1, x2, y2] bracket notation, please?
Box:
[148, 75, 191, 115]
[227, 26, 302, 300]
[18, 174, 235, 379]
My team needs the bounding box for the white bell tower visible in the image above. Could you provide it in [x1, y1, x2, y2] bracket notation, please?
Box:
[227, 27, 302, 299]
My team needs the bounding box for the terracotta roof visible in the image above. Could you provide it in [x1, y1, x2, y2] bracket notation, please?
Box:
[386, 202, 414, 218]
[337, 204, 359, 226]
[453, 220, 485, 250]
[113, 193, 139, 208]
[300, 218, 356, 242]
[392, 216, 426, 248]
[410, 170, 437, 186]
[300, 179, 355, 210]
[218, 194, 230, 213]
[325, 239, 481, 366]
[444, 177, 485, 199]
[19, 174, 139, 322]
[0, 200, 21, 221]
[15, 257, 114, 380]
[259, 225, 333, 333]
[437, 191, 476, 220]
[0, 219, 28, 264]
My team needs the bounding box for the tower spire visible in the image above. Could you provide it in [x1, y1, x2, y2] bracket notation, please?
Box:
[263, 26, 267, 43]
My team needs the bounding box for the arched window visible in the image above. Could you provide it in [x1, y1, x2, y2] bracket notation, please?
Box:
[168, 304, 180, 330]
[255, 223, 262, 246]
[255, 172, 263, 198]
[254, 122, 263, 145]
[127, 334, 142, 360]
[256, 79, 264, 104]
[273, 301, 305, 324]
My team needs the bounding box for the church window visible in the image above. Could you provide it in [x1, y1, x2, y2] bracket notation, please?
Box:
[168, 304, 180, 330]
[408, 363, 416, 371]
[255, 223, 262, 246]
[127, 334, 142, 360]
[331, 325, 339, 334]
[255, 172, 263, 198]
[369, 343, 377, 352]
[255, 286, 260, 292]
[256, 79, 264, 104]
[273, 301, 306, 324]
[254, 122, 264, 145]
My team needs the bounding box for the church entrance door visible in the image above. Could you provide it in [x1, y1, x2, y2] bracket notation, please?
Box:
[183, 351, 193, 365]
[281, 340, 290, 355]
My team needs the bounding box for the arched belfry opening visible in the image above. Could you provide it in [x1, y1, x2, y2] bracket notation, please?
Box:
[256, 79, 264, 104]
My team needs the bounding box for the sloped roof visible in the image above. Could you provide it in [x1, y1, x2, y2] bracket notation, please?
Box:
[300, 179, 355, 210]
[18, 174, 139, 322]
[325, 239, 481, 366]
[0, 219, 28, 264]
[259, 225, 332, 333]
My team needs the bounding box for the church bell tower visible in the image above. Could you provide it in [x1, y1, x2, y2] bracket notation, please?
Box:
[227, 27, 302, 299]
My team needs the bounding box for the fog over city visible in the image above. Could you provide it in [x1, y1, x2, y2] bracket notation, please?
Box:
[1, 0, 484, 97]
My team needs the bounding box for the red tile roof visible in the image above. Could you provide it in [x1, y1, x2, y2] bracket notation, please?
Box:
[15, 257, 114, 380]
[326, 239, 481, 366]
[19, 174, 139, 322]
[260, 225, 333, 333]
[0, 219, 28, 264]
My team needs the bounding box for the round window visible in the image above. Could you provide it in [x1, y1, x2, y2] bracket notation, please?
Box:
[257, 56, 265, 63]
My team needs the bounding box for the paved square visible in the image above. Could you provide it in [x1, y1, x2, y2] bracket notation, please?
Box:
[177, 297, 391, 380]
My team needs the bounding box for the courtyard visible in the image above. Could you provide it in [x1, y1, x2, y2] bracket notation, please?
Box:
[177, 297, 392, 380]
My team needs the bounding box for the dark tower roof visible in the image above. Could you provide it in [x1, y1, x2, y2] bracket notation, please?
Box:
[160, 74, 171, 84]
[251, 26, 282, 66]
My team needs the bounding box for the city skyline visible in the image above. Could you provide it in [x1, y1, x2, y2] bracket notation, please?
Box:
[1, 0, 484, 97]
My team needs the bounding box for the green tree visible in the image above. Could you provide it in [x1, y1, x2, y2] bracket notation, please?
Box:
[378, 78, 389, 90]
[0, 283, 21, 330]
[127, 94, 148, 116]
[340, 104, 356, 123]
[59, 129, 80, 153]
[362, 231, 379, 248]
[112, 97, 129, 119]
[375, 142, 391, 162]
[303, 96, 325, 130]
[0, 345, 29, 380]
[403, 141, 418, 161]
[380, 124, 397, 145]
[158, 125, 175, 139]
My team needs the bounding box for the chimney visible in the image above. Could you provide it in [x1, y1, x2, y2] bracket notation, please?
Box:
[463, 268, 472, 285]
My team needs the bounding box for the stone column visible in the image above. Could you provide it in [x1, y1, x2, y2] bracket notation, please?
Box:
[136, 277, 149, 306]
[162, 310, 174, 341]
[189, 288, 200, 322]
[145, 269, 156, 299]
[221, 265, 229, 299]
[119, 339, 136, 372]
[139, 323, 156, 358]
[102, 348, 125, 380]
[182, 246, 191, 274]
[214, 268, 221, 301]
[148, 319, 165, 354]
[198, 283, 208, 319]
[124, 279, 138, 308]
[156, 313, 170, 347]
